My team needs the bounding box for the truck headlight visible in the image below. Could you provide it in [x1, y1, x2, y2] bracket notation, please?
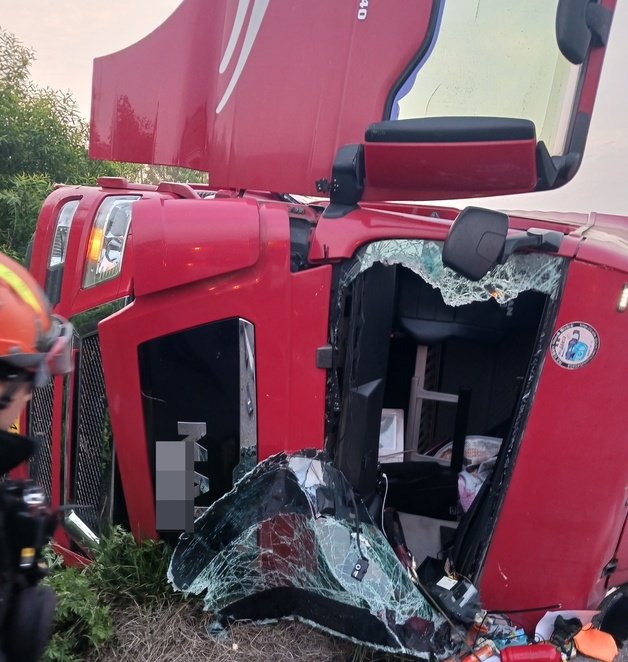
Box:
[45, 199, 80, 305]
[83, 195, 139, 288]
[49, 200, 79, 268]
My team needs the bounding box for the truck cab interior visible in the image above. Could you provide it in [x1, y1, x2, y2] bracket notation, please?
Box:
[329, 243, 562, 577]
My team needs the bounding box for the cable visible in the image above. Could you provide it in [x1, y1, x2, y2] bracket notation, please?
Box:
[380, 472, 389, 533]
[348, 488, 365, 560]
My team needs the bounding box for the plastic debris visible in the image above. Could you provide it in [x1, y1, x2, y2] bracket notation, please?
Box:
[574, 624, 618, 662]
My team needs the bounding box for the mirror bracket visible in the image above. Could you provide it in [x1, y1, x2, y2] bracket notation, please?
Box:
[501, 228, 563, 263]
[535, 141, 580, 190]
[323, 144, 364, 218]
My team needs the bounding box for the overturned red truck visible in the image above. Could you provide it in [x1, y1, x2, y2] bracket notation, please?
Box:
[25, 0, 627, 656]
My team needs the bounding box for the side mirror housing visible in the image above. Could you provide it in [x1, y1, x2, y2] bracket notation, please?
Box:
[442, 207, 508, 281]
[556, 0, 612, 64]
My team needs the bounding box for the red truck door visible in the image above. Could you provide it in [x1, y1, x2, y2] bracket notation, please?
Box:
[97, 195, 331, 537]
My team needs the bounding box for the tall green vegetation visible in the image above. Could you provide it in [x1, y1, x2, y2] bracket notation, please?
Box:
[43, 527, 176, 661]
[0, 27, 141, 258]
[0, 27, 210, 262]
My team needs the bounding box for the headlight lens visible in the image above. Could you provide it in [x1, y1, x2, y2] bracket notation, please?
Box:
[83, 195, 139, 288]
[49, 200, 79, 268]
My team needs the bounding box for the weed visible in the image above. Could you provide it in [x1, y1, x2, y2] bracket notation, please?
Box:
[43, 567, 113, 662]
[42, 525, 178, 661]
[88, 526, 176, 605]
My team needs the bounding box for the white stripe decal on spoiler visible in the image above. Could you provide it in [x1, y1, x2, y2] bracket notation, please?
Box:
[216, 0, 271, 114]
[219, 0, 250, 74]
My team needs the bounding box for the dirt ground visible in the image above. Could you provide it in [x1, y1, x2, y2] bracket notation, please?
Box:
[88, 601, 361, 662]
[87, 600, 626, 662]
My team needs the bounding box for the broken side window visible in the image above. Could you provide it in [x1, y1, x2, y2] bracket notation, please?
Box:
[341, 239, 563, 306]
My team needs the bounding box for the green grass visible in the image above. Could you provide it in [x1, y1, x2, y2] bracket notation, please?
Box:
[42, 527, 418, 661]
[43, 526, 177, 661]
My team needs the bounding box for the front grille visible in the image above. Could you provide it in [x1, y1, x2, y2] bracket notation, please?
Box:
[73, 334, 112, 533]
[29, 380, 54, 501]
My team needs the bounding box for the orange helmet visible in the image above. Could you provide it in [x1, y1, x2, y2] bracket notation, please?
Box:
[0, 252, 73, 387]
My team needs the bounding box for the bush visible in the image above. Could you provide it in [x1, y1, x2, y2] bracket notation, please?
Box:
[43, 526, 177, 661]
[0, 173, 51, 257]
[88, 527, 175, 605]
[44, 568, 113, 662]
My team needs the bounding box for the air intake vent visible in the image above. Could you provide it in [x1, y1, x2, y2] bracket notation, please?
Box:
[73, 334, 113, 533]
[28, 380, 54, 501]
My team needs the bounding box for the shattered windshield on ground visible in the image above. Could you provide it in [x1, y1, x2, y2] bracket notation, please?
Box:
[168, 451, 457, 658]
[341, 239, 564, 306]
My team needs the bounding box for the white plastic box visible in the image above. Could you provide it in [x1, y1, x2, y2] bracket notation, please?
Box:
[378, 409, 405, 463]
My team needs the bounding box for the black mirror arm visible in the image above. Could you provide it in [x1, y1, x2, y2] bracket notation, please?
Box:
[586, 2, 613, 47]
[500, 228, 563, 263]
[536, 141, 580, 190]
[322, 144, 365, 218]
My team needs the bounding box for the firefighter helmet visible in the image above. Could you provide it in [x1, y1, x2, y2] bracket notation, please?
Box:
[0, 253, 73, 387]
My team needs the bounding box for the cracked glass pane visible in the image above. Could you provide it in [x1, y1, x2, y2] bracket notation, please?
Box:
[342, 240, 563, 306]
[168, 451, 456, 658]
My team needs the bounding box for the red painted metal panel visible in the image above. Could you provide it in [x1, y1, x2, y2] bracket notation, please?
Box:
[98, 202, 329, 538]
[89, 0, 439, 194]
[131, 197, 261, 296]
[362, 139, 538, 201]
[309, 206, 449, 262]
[309, 205, 585, 263]
[479, 260, 628, 628]
[576, 212, 628, 272]
[50, 374, 71, 550]
[287, 266, 331, 455]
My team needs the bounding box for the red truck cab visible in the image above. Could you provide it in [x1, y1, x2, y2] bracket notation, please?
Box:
[26, 0, 626, 656]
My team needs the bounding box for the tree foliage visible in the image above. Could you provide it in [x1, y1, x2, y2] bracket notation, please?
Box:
[0, 27, 139, 258]
[0, 26, 208, 259]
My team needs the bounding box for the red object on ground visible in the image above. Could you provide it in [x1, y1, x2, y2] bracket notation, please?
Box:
[461, 642, 497, 662]
[501, 644, 561, 662]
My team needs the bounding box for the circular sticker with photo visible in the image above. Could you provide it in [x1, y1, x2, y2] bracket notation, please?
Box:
[550, 322, 599, 369]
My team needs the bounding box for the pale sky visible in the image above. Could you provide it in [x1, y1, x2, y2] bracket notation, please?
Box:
[1, 0, 626, 216]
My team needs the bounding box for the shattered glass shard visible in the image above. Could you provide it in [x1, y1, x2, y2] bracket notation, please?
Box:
[342, 239, 564, 306]
[168, 450, 457, 658]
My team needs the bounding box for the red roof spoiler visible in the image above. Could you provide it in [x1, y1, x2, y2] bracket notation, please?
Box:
[89, 0, 441, 196]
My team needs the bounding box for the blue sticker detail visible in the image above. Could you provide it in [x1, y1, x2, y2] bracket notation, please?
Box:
[550, 322, 599, 369]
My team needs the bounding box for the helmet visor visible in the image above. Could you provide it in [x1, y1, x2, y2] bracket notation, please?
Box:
[35, 316, 74, 387]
